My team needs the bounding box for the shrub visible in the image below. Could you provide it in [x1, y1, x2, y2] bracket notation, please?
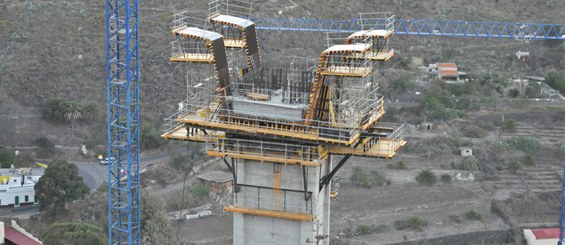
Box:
[449, 214, 462, 223]
[351, 167, 371, 188]
[190, 183, 209, 200]
[35, 137, 55, 149]
[440, 173, 452, 183]
[394, 217, 427, 231]
[371, 170, 390, 186]
[0, 147, 15, 168]
[461, 124, 487, 138]
[416, 170, 437, 186]
[388, 161, 407, 170]
[356, 224, 373, 236]
[499, 136, 540, 154]
[521, 154, 535, 166]
[500, 119, 517, 133]
[464, 210, 482, 220]
[507, 161, 522, 173]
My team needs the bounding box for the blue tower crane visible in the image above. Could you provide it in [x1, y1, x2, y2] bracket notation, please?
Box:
[105, 0, 141, 244]
[250, 17, 565, 40]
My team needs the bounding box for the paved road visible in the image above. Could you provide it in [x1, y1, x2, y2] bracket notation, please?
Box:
[75, 151, 179, 190]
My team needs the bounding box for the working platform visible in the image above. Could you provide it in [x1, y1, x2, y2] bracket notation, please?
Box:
[170, 53, 214, 63]
[207, 138, 327, 166]
[346, 29, 394, 42]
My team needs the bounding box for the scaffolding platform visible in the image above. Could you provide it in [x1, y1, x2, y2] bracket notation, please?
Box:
[347, 49, 395, 61]
[170, 53, 215, 63]
[328, 138, 406, 159]
[347, 29, 393, 41]
[207, 138, 327, 166]
[319, 66, 372, 77]
[161, 125, 226, 142]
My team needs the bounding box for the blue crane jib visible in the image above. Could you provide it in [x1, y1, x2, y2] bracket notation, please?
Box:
[251, 17, 565, 40]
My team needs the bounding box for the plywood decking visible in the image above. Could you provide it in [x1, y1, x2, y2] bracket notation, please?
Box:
[224, 205, 314, 221]
[328, 138, 406, 159]
[223, 38, 246, 48]
[319, 66, 372, 77]
[161, 125, 225, 142]
[170, 53, 214, 63]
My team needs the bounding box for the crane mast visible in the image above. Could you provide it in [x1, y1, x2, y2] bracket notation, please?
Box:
[105, 0, 141, 244]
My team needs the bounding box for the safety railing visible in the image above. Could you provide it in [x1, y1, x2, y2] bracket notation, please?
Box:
[208, 0, 253, 19]
[319, 52, 373, 77]
[207, 138, 326, 164]
[172, 11, 208, 30]
[170, 39, 214, 62]
[358, 12, 395, 31]
[174, 100, 359, 143]
[229, 186, 313, 214]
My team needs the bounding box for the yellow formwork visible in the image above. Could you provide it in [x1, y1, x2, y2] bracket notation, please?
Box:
[328, 138, 406, 159]
[224, 205, 314, 221]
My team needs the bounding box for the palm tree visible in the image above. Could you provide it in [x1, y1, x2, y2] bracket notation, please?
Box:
[64, 102, 82, 123]
[81, 101, 100, 121]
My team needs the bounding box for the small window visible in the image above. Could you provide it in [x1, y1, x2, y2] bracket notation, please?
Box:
[25, 195, 29, 202]
[13, 179, 16, 183]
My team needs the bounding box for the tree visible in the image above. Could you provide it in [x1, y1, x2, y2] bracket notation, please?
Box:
[140, 124, 162, 150]
[43, 223, 107, 245]
[81, 101, 100, 121]
[141, 193, 178, 244]
[64, 101, 82, 123]
[0, 147, 15, 168]
[35, 160, 89, 212]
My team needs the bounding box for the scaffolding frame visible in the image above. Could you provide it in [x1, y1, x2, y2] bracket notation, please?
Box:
[208, 0, 253, 19]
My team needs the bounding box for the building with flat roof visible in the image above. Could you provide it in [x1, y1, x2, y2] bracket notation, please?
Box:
[0, 168, 43, 207]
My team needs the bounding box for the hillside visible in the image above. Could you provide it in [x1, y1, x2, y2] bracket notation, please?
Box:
[1, 0, 564, 149]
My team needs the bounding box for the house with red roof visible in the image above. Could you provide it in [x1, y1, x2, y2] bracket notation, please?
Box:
[524, 228, 559, 245]
[0, 220, 42, 245]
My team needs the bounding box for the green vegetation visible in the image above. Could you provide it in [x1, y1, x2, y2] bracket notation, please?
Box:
[371, 170, 390, 186]
[499, 136, 540, 154]
[357, 224, 373, 236]
[42, 97, 100, 123]
[449, 214, 462, 223]
[393, 72, 416, 93]
[393, 216, 428, 231]
[387, 160, 407, 170]
[140, 124, 163, 149]
[525, 82, 541, 98]
[141, 193, 178, 244]
[81, 101, 100, 121]
[464, 210, 483, 220]
[460, 124, 487, 138]
[0, 147, 15, 168]
[521, 154, 535, 166]
[452, 156, 480, 171]
[350, 168, 390, 188]
[416, 170, 437, 186]
[423, 89, 466, 120]
[507, 161, 523, 173]
[546, 71, 565, 95]
[35, 160, 89, 212]
[42, 223, 107, 245]
[440, 173, 452, 183]
[351, 167, 371, 188]
[500, 119, 517, 133]
[190, 183, 209, 200]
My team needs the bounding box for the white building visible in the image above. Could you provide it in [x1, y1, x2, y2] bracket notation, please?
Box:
[524, 228, 559, 245]
[0, 168, 43, 207]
